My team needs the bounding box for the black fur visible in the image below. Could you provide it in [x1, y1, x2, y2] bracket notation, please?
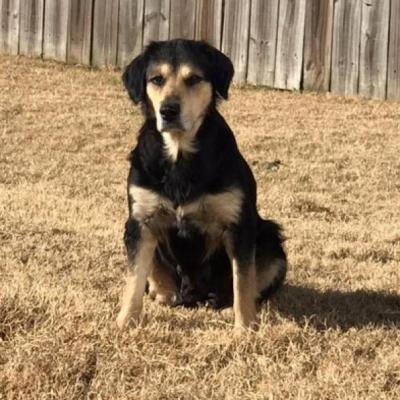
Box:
[123, 39, 286, 310]
[124, 218, 141, 261]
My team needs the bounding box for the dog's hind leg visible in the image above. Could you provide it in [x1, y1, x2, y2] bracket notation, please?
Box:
[116, 219, 157, 329]
[255, 219, 287, 301]
[148, 248, 178, 305]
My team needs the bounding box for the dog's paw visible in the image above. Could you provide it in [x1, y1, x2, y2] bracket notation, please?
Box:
[148, 290, 177, 306]
[205, 292, 231, 310]
[234, 318, 259, 334]
[116, 313, 129, 330]
[116, 308, 142, 330]
[204, 293, 222, 310]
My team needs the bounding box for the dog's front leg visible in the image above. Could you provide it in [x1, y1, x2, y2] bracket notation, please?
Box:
[232, 252, 257, 330]
[116, 219, 156, 329]
[225, 229, 257, 330]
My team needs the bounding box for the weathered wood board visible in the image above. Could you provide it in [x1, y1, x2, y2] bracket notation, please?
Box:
[387, 0, 400, 101]
[117, 0, 144, 67]
[221, 0, 251, 83]
[0, 0, 20, 54]
[303, 0, 333, 92]
[195, 0, 223, 48]
[92, 0, 119, 67]
[43, 0, 69, 62]
[169, 0, 196, 40]
[67, 0, 93, 65]
[0, 0, 7, 52]
[359, 0, 390, 99]
[143, 0, 170, 45]
[19, 0, 44, 57]
[331, 0, 362, 96]
[275, 0, 306, 90]
[247, 0, 279, 86]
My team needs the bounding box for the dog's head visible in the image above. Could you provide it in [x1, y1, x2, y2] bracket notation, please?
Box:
[122, 40, 234, 134]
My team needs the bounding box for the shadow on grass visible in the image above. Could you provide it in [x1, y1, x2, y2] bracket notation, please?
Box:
[272, 284, 400, 330]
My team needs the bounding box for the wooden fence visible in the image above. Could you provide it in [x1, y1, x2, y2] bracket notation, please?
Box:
[1, 0, 400, 100]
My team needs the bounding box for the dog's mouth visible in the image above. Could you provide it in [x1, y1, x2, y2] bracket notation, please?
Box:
[159, 119, 185, 132]
[156, 108, 205, 136]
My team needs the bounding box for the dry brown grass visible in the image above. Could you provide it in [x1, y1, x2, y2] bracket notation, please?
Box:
[1, 54, 399, 400]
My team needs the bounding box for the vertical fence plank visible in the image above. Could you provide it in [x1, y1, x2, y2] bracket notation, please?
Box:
[19, 0, 44, 57]
[303, 0, 333, 92]
[275, 0, 306, 90]
[0, 0, 19, 54]
[92, 0, 119, 67]
[169, 0, 196, 39]
[43, 0, 69, 62]
[221, 0, 251, 83]
[195, 0, 223, 48]
[359, 0, 390, 99]
[0, 0, 5, 52]
[0, 0, 11, 53]
[331, 0, 362, 96]
[388, 0, 400, 100]
[143, 0, 170, 45]
[247, 0, 279, 86]
[9, 0, 19, 53]
[67, 0, 93, 65]
[117, 0, 144, 67]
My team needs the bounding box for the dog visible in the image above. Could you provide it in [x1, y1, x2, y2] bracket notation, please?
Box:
[116, 39, 287, 330]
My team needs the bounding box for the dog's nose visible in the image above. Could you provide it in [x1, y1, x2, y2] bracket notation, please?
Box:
[160, 102, 180, 122]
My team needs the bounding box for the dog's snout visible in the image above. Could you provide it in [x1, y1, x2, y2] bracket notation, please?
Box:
[160, 101, 180, 122]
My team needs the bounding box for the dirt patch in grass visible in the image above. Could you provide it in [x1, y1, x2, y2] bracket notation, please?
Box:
[1, 55, 399, 399]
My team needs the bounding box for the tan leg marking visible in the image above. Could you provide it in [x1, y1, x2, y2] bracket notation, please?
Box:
[116, 233, 156, 329]
[148, 255, 178, 305]
[224, 235, 257, 330]
[231, 256, 257, 330]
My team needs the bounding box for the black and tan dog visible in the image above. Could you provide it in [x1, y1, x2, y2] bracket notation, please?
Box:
[116, 39, 287, 330]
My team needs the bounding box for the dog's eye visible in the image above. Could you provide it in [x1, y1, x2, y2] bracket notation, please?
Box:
[185, 75, 203, 87]
[149, 75, 165, 86]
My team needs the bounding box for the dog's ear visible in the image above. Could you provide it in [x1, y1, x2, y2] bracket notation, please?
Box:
[202, 44, 234, 100]
[122, 54, 146, 104]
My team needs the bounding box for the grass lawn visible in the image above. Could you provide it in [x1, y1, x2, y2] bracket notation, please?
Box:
[1, 55, 399, 399]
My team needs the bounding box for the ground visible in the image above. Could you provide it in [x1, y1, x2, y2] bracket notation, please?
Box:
[0, 54, 399, 400]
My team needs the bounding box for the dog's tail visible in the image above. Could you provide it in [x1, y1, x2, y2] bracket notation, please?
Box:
[255, 218, 287, 302]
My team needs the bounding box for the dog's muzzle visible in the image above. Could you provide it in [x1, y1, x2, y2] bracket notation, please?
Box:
[159, 100, 183, 131]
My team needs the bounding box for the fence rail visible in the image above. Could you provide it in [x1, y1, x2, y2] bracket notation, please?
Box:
[1, 0, 399, 101]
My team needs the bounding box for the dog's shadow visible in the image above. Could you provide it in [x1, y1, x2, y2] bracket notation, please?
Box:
[271, 284, 400, 330]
